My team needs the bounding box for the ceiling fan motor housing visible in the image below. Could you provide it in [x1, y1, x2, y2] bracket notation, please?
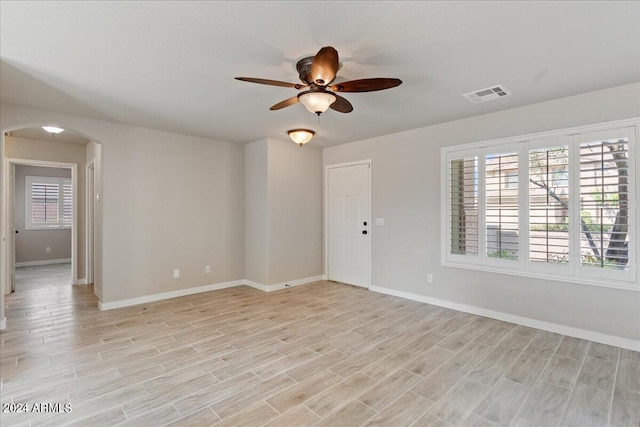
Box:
[296, 56, 315, 85]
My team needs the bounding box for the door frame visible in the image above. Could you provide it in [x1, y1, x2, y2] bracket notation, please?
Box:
[324, 159, 372, 288]
[86, 161, 95, 285]
[2, 157, 78, 294]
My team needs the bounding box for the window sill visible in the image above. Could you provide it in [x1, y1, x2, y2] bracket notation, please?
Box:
[442, 261, 639, 292]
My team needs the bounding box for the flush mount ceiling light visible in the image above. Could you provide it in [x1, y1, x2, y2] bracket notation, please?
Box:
[42, 126, 65, 136]
[298, 91, 337, 116]
[287, 129, 315, 147]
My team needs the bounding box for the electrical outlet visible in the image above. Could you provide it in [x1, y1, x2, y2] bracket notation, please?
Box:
[427, 273, 433, 283]
[45, 247, 51, 253]
[173, 269, 180, 279]
[205, 265, 211, 274]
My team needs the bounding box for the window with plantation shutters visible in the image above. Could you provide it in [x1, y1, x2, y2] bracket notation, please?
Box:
[486, 152, 519, 261]
[448, 154, 479, 259]
[26, 176, 72, 230]
[528, 144, 570, 266]
[442, 121, 637, 290]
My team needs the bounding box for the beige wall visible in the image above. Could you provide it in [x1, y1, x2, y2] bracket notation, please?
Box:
[4, 136, 86, 279]
[267, 138, 323, 285]
[14, 164, 72, 263]
[324, 82, 640, 342]
[1, 105, 245, 304]
[244, 139, 269, 285]
[244, 138, 323, 286]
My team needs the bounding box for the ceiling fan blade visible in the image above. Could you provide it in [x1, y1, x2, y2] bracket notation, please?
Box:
[310, 46, 339, 86]
[331, 78, 402, 93]
[330, 94, 353, 113]
[235, 77, 306, 90]
[270, 96, 299, 110]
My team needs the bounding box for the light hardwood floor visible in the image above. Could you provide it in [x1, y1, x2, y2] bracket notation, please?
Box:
[1, 264, 639, 426]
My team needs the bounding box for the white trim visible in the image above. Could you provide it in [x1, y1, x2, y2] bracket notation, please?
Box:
[77, 277, 88, 285]
[324, 159, 372, 288]
[15, 258, 72, 267]
[370, 285, 640, 351]
[266, 275, 324, 292]
[0, 317, 6, 330]
[245, 275, 324, 292]
[3, 157, 78, 289]
[86, 160, 95, 286]
[98, 276, 324, 311]
[442, 117, 640, 153]
[98, 279, 246, 311]
[244, 279, 269, 292]
[442, 261, 639, 291]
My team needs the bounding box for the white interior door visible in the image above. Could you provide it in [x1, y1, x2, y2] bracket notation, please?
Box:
[87, 163, 94, 285]
[327, 162, 371, 287]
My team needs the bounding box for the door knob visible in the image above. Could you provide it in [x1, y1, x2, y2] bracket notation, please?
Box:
[362, 230, 368, 235]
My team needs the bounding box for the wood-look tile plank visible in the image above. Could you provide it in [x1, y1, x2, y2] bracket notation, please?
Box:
[357, 369, 422, 411]
[539, 354, 582, 388]
[561, 382, 611, 427]
[611, 385, 640, 427]
[577, 355, 616, 392]
[412, 362, 468, 401]
[403, 345, 455, 377]
[304, 372, 377, 417]
[428, 378, 490, 425]
[210, 374, 295, 419]
[555, 336, 589, 360]
[517, 380, 571, 426]
[172, 371, 263, 416]
[523, 332, 563, 359]
[312, 400, 377, 427]
[616, 358, 640, 393]
[164, 407, 221, 427]
[473, 377, 531, 426]
[588, 342, 620, 362]
[266, 370, 340, 413]
[262, 405, 320, 427]
[362, 391, 433, 427]
[503, 353, 548, 386]
[213, 402, 279, 427]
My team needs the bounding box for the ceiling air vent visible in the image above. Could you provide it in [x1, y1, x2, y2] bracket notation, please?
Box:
[463, 84, 512, 104]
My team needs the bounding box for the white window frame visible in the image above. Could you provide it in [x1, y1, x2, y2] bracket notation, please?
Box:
[25, 176, 72, 230]
[441, 118, 639, 291]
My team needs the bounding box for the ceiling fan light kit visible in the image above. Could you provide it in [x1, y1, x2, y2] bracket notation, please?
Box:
[236, 46, 402, 146]
[287, 129, 315, 147]
[298, 91, 337, 116]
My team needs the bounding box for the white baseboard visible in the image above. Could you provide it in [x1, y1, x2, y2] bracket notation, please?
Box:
[16, 258, 71, 267]
[98, 279, 245, 311]
[76, 278, 89, 285]
[266, 275, 324, 292]
[370, 285, 640, 352]
[0, 317, 6, 330]
[245, 279, 269, 292]
[98, 275, 325, 311]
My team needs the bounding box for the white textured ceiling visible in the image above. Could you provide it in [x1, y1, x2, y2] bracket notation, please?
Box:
[1, 1, 639, 148]
[8, 128, 90, 145]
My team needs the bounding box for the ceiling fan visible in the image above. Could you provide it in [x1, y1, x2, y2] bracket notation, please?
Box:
[235, 46, 402, 116]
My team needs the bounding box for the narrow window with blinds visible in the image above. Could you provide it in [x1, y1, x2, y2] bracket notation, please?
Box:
[449, 156, 478, 256]
[486, 153, 519, 260]
[579, 137, 630, 270]
[26, 176, 72, 230]
[528, 146, 570, 264]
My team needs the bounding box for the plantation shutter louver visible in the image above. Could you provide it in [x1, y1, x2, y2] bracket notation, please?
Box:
[579, 137, 630, 270]
[31, 182, 59, 226]
[485, 152, 519, 260]
[449, 156, 479, 257]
